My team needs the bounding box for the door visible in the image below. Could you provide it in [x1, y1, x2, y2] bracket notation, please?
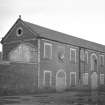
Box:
[56, 70, 66, 91]
[90, 54, 98, 89]
[91, 72, 98, 89]
[70, 72, 76, 86]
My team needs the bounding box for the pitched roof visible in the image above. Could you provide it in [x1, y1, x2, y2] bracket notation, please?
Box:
[1, 18, 105, 52]
[23, 20, 105, 52]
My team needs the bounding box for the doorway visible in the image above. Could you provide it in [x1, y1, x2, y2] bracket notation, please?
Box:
[56, 70, 66, 91]
[90, 53, 98, 89]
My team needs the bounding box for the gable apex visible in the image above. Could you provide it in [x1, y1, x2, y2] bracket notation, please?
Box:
[1, 18, 38, 44]
[1, 18, 22, 44]
[1, 18, 105, 52]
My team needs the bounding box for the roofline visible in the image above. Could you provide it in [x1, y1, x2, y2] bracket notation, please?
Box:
[1, 18, 105, 53]
[1, 18, 21, 44]
[24, 21, 105, 52]
[1, 18, 39, 44]
[38, 36, 105, 53]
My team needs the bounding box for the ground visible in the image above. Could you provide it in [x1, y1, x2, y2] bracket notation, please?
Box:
[0, 90, 104, 105]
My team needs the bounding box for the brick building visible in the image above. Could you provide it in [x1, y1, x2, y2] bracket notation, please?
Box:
[0, 17, 105, 94]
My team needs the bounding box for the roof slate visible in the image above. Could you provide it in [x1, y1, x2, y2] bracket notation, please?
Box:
[23, 20, 105, 52]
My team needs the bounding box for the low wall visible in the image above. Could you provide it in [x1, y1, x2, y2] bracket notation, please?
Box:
[0, 62, 38, 95]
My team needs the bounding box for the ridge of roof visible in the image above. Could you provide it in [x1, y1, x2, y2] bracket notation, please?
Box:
[23, 20, 105, 52]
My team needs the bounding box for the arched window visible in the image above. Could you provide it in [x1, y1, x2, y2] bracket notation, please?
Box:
[9, 43, 37, 63]
[91, 53, 98, 71]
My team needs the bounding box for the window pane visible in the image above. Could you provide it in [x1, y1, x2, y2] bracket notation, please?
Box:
[100, 74, 104, 85]
[44, 43, 52, 59]
[99, 55, 104, 66]
[80, 49, 85, 61]
[44, 71, 51, 87]
[57, 46, 65, 63]
[70, 72, 76, 86]
[85, 51, 88, 64]
[82, 73, 88, 85]
[70, 48, 76, 63]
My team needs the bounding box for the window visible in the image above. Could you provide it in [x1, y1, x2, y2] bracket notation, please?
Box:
[70, 48, 76, 63]
[82, 73, 88, 85]
[100, 74, 104, 85]
[91, 53, 98, 71]
[80, 49, 88, 64]
[57, 46, 65, 63]
[70, 72, 76, 86]
[85, 51, 88, 64]
[16, 27, 23, 36]
[43, 71, 52, 87]
[44, 43, 52, 59]
[80, 49, 85, 62]
[99, 55, 104, 66]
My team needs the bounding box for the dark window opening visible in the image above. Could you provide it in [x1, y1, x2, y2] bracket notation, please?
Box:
[16, 27, 23, 36]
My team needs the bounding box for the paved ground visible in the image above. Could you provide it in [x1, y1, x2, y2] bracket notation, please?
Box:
[0, 91, 104, 105]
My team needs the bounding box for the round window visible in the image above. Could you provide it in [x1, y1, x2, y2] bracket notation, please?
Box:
[16, 27, 23, 36]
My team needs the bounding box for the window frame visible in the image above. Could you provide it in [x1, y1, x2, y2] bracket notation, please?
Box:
[100, 74, 104, 85]
[85, 51, 88, 64]
[70, 48, 76, 63]
[16, 27, 23, 37]
[91, 53, 98, 71]
[44, 42, 52, 59]
[70, 72, 76, 86]
[43, 70, 52, 87]
[57, 45, 65, 63]
[80, 49, 85, 62]
[82, 73, 88, 85]
[99, 54, 104, 66]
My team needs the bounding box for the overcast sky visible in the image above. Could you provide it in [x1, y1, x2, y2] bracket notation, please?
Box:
[0, 0, 105, 51]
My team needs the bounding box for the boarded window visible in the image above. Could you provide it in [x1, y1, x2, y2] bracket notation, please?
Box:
[70, 48, 76, 63]
[70, 72, 76, 86]
[44, 43, 52, 59]
[100, 74, 104, 85]
[99, 55, 104, 66]
[82, 73, 88, 85]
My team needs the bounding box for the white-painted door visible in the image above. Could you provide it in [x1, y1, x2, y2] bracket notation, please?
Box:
[56, 70, 66, 91]
[91, 72, 98, 89]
